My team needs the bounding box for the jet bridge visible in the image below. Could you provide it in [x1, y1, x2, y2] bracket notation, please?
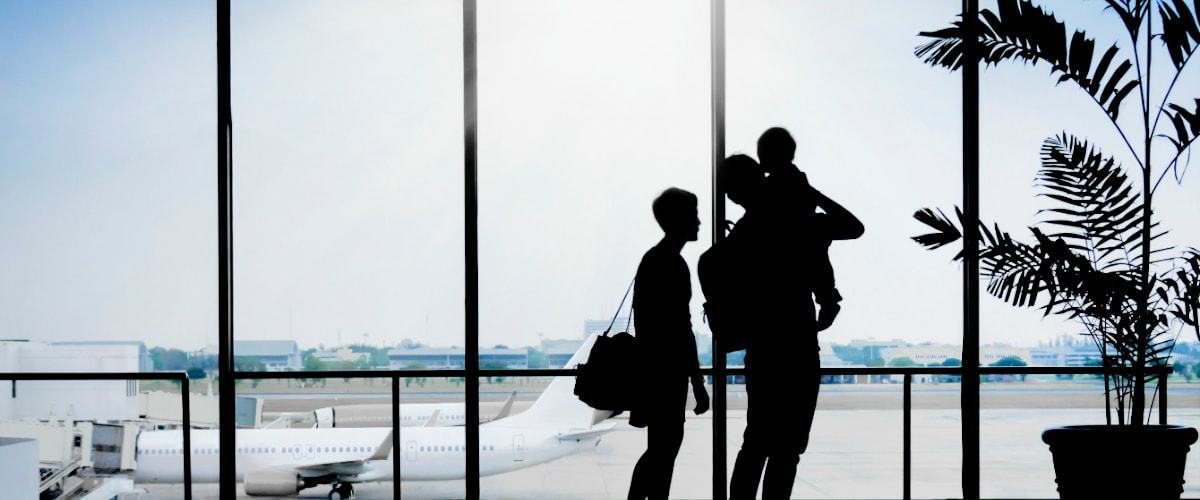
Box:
[0, 417, 143, 499]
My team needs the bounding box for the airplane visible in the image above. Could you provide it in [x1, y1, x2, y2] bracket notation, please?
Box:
[310, 391, 518, 428]
[133, 333, 613, 499]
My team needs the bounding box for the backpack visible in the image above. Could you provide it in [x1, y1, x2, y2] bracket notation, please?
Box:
[698, 232, 750, 353]
[574, 279, 640, 415]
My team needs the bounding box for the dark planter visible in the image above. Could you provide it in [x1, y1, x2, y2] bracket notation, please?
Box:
[1042, 424, 1198, 499]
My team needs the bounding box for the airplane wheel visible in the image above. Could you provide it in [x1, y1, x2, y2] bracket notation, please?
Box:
[329, 483, 353, 499]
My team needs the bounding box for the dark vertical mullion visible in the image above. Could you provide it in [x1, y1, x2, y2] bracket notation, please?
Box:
[961, 0, 981, 499]
[181, 376, 192, 500]
[392, 376, 402, 497]
[710, 1, 727, 499]
[903, 374, 911, 500]
[216, 0, 236, 498]
[463, 0, 481, 498]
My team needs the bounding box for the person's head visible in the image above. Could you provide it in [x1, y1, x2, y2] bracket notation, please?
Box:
[717, 154, 764, 208]
[757, 127, 796, 169]
[652, 187, 700, 242]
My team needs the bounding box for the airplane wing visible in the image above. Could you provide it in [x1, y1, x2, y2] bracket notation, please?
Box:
[287, 430, 393, 480]
[295, 460, 374, 477]
[555, 422, 616, 442]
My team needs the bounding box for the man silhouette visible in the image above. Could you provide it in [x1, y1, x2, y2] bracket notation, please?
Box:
[627, 187, 710, 500]
[727, 128, 864, 500]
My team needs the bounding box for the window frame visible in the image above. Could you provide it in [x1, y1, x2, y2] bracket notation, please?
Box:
[212, 1, 983, 499]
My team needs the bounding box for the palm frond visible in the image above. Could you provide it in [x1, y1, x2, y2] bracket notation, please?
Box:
[912, 207, 963, 251]
[1035, 134, 1145, 266]
[1158, 0, 1200, 70]
[915, 0, 1140, 119]
[1104, 0, 1150, 40]
[1166, 249, 1200, 339]
[1163, 98, 1200, 154]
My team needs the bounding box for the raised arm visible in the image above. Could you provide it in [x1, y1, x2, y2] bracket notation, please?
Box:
[812, 190, 864, 240]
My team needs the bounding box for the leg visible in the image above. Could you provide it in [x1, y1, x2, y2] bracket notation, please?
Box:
[730, 365, 766, 500]
[628, 448, 652, 500]
[730, 434, 767, 500]
[761, 359, 821, 500]
[646, 420, 684, 499]
[629, 419, 685, 500]
[761, 453, 800, 500]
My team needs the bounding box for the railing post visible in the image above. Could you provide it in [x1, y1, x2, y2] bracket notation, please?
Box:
[181, 375, 192, 500]
[903, 373, 912, 500]
[393, 375, 401, 497]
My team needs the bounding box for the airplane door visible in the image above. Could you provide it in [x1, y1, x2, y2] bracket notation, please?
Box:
[512, 434, 525, 462]
[406, 441, 418, 461]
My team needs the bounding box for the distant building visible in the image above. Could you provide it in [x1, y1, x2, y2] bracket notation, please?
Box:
[387, 346, 526, 369]
[312, 347, 369, 364]
[819, 352, 864, 384]
[882, 344, 1031, 366]
[233, 340, 301, 371]
[0, 340, 149, 421]
[584, 319, 633, 338]
[846, 338, 909, 361]
[1030, 344, 1102, 367]
[540, 339, 585, 368]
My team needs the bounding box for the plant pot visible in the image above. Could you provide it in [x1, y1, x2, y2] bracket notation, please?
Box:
[1042, 424, 1198, 499]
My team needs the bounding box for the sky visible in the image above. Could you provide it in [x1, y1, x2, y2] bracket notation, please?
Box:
[1, 1, 1197, 353]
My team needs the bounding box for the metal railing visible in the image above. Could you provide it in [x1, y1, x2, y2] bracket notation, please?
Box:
[0, 371, 193, 500]
[0, 365, 1177, 499]
[226, 364, 1176, 500]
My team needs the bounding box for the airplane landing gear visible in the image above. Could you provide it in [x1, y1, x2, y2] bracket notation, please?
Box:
[328, 482, 354, 499]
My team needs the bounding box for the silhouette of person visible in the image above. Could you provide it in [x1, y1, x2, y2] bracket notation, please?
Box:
[627, 187, 710, 500]
[727, 128, 864, 500]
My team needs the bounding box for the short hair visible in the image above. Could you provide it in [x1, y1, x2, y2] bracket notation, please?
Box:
[717, 154, 760, 195]
[757, 127, 796, 162]
[652, 187, 698, 230]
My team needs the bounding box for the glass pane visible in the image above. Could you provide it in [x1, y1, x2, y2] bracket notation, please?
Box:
[972, 0, 1200, 495]
[481, 376, 713, 499]
[477, 0, 713, 369]
[0, 3, 217, 497]
[727, 380, 905, 499]
[231, 0, 464, 370]
[726, 0, 962, 497]
[0, 4, 215, 364]
[912, 381, 962, 499]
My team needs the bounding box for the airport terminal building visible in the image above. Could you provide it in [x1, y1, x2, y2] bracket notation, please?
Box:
[232, 340, 302, 371]
[387, 346, 527, 370]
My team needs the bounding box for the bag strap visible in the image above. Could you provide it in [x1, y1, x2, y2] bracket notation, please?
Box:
[604, 277, 636, 336]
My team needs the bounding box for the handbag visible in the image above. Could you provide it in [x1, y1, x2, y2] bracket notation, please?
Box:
[573, 278, 639, 414]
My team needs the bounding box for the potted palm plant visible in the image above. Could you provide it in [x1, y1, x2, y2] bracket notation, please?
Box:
[911, 0, 1200, 498]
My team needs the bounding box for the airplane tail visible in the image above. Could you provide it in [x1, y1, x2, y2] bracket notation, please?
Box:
[500, 332, 611, 430]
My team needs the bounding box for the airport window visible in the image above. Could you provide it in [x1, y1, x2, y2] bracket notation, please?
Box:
[15, 2, 1200, 500]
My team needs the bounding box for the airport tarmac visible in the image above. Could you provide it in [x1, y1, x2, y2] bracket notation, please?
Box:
[141, 406, 1200, 499]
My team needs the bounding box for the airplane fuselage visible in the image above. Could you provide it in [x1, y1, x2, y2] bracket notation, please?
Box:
[134, 425, 597, 483]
